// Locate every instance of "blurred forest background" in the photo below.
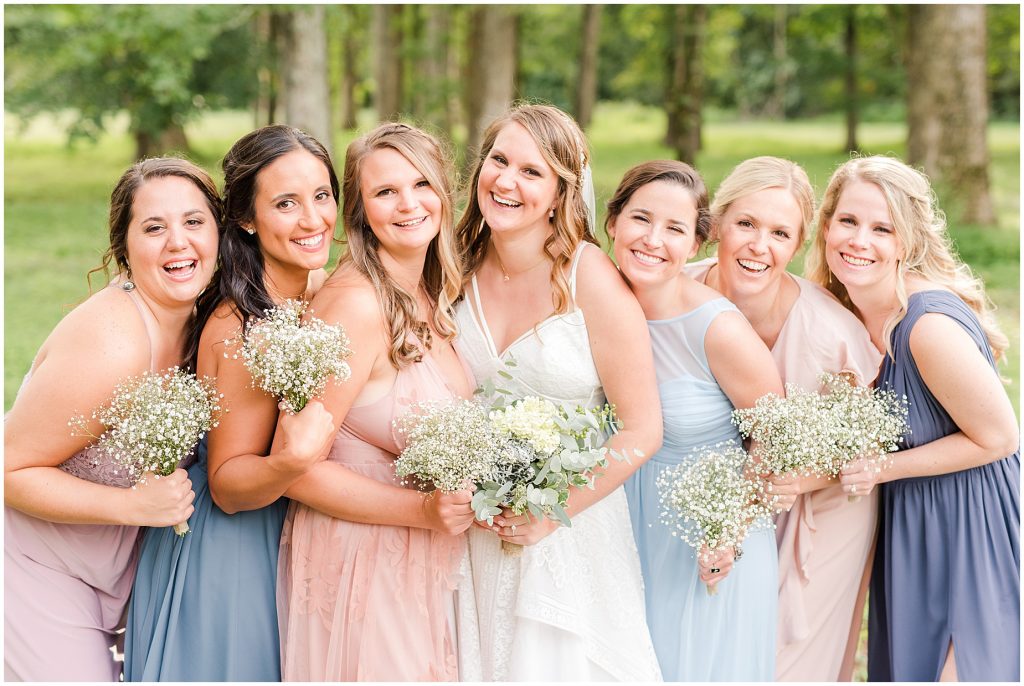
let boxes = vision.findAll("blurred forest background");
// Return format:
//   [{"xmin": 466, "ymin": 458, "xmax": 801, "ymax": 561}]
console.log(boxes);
[
  {"xmin": 5, "ymin": 4, "xmax": 1020, "ymax": 430},
  {"xmin": 3, "ymin": 5, "xmax": 1020, "ymax": 676}
]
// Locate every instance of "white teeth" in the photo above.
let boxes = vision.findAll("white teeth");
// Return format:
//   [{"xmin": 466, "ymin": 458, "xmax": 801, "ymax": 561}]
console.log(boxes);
[
  {"xmin": 293, "ymin": 233, "xmax": 324, "ymax": 247},
  {"xmin": 632, "ymin": 250, "xmax": 664, "ymax": 265},
  {"xmin": 394, "ymin": 217, "xmax": 426, "ymax": 227},
  {"xmin": 738, "ymin": 259, "xmax": 768, "ymax": 272},
  {"xmin": 842, "ymin": 253, "xmax": 872, "ymax": 267},
  {"xmin": 164, "ymin": 260, "xmax": 195, "ymax": 270},
  {"xmin": 492, "ymin": 194, "xmax": 522, "ymax": 208}
]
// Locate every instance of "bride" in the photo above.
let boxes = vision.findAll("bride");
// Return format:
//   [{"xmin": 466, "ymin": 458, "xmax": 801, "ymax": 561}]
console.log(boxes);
[{"xmin": 453, "ymin": 103, "xmax": 663, "ymax": 681}]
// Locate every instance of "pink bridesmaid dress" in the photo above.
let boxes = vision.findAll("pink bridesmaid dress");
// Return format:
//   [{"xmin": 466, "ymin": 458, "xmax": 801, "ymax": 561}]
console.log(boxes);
[
  {"xmin": 687, "ymin": 258, "xmax": 883, "ymax": 681},
  {"xmin": 276, "ymin": 350, "xmax": 469, "ymax": 681}
]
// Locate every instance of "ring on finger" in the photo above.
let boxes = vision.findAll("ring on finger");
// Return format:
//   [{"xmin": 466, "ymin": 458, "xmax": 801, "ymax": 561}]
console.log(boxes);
[
  {"xmin": 709, "ymin": 567, "xmax": 721, "ymax": 574},
  {"xmin": 511, "ymin": 524, "xmax": 517, "ymax": 535},
  {"xmin": 851, "ymin": 484, "xmax": 858, "ymax": 494}
]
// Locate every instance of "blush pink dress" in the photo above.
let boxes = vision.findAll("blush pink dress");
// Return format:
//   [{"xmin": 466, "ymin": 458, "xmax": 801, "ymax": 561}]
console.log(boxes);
[
  {"xmin": 687, "ymin": 258, "xmax": 883, "ymax": 681},
  {"xmin": 276, "ymin": 350, "xmax": 470, "ymax": 681}
]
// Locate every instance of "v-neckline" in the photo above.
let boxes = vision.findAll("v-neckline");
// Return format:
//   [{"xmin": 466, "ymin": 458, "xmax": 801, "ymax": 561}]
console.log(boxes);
[{"xmin": 469, "ymin": 274, "xmax": 568, "ymax": 359}]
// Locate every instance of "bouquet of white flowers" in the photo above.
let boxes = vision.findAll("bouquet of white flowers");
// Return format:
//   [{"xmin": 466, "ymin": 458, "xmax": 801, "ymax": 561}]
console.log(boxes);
[
  {"xmin": 235, "ymin": 299, "xmax": 353, "ymax": 414},
  {"xmin": 656, "ymin": 442, "xmax": 773, "ymax": 595},
  {"xmin": 69, "ymin": 367, "xmax": 223, "ymax": 535}
]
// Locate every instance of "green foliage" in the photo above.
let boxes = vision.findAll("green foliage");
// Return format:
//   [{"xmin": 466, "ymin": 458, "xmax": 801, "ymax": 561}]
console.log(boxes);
[
  {"xmin": 4, "ymin": 5, "xmax": 257, "ymax": 145},
  {"xmin": 517, "ymin": 5, "xmax": 581, "ymax": 111},
  {"xmin": 988, "ymin": 4, "xmax": 1021, "ymax": 119}
]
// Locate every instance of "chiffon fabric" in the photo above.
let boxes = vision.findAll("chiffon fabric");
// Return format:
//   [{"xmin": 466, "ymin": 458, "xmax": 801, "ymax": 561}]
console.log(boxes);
[
  {"xmin": 453, "ymin": 243, "xmax": 662, "ymax": 682},
  {"xmin": 4, "ymin": 287, "xmax": 153, "ymax": 681},
  {"xmin": 276, "ymin": 349, "xmax": 469, "ymax": 681},
  {"xmin": 625, "ymin": 297, "xmax": 778, "ymax": 681},
  {"xmin": 868, "ymin": 290, "xmax": 1020, "ymax": 681},
  {"xmin": 123, "ymin": 437, "xmax": 288, "ymax": 681}
]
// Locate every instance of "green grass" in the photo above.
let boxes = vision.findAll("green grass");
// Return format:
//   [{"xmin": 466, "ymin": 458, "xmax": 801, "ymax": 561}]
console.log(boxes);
[{"xmin": 5, "ymin": 103, "xmax": 1019, "ymax": 416}]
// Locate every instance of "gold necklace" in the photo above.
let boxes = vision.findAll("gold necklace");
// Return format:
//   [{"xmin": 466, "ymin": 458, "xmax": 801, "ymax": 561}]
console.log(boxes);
[{"xmin": 493, "ymin": 247, "xmax": 548, "ymax": 283}]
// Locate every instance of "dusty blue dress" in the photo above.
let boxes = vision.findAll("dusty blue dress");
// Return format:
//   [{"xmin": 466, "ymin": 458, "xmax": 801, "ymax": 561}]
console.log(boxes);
[
  {"xmin": 625, "ymin": 298, "xmax": 777, "ymax": 681},
  {"xmin": 868, "ymin": 291, "xmax": 1020, "ymax": 681},
  {"xmin": 123, "ymin": 437, "xmax": 288, "ymax": 681}
]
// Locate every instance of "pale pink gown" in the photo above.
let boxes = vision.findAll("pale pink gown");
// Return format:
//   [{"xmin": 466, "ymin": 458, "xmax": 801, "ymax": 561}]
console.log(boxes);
[
  {"xmin": 276, "ymin": 350, "xmax": 470, "ymax": 681},
  {"xmin": 687, "ymin": 258, "xmax": 883, "ymax": 681}
]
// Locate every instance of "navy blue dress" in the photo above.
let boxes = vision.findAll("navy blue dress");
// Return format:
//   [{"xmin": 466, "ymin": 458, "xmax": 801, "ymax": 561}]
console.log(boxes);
[
  {"xmin": 123, "ymin": 438, "xmax": 288, "ymax": 681},
  {"xmin": 868, "ymin": 291, "xmax": 1020, "ymax": 681}
]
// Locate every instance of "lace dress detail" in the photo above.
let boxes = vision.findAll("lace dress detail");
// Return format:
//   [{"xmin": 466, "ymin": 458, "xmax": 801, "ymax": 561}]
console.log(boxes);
[{"xmin": 453, "ymin": 243, "xmax": 662, "ymax": 682}]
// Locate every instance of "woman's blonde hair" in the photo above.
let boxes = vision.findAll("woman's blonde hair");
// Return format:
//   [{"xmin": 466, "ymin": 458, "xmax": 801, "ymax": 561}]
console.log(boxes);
[
  {"xmin": 337, "ymin": 122, "xmax": 462, "ymax": 369},
  {"xmin": 709, "ymin": 156, "xmax": 815, "ymax": 245},
  {"xmin": 805, "ymin": 155, "xmax": 1008, "ymax": 361},
  {"xmin": 455, "ymin": 102, "xmax": 597, "ymax": 315}
]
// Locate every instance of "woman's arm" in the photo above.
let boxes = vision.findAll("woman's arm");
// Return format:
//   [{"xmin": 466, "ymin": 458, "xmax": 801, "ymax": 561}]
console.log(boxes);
[
  {"xmin": 280, "ymin": 277, "xmax": 474, "ymax": 534},
  {"xmin": 203, "ymin": 306, "xmax": 336, "ymax": 514},
  {"xmin": 840, "ymin": 312, "xmax": 1019, "ymax": 495},
  {"xmin": 4, "ymin": 300, "xmax": 194, "ymax": 526}
]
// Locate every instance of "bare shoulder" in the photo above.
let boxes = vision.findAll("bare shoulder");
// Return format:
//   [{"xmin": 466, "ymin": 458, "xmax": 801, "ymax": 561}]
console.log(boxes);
[
  {"xmin": 312, "ymin": 266, "xmax": 384, "ymax": 329},
  {"xmin": 197, "ymin": 300, "xmax": 247, "ymax": 371},
  {"xmin": 573, "ymin": 244, "xmax": 634, "ymax": 308},
  {"xmin": 908, "ymin": 311, "xmax": 979, "ymax": 364},
  {"xmin": 42, "ymin": 288, "xmax": 150, "ymax": 377},
  {"xmin": 308, "ymin": 267, "xmax": 329, "ymax": 295}
]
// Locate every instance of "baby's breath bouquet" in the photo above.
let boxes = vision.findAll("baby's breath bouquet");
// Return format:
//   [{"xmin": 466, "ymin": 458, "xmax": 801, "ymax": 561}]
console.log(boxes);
[
  {"xmin": 656, "ymin": 442, "xmax": 774, "ymax": 595},
  {"xmin": 817, "ymin": 372, "xmax": 909, "ymax": 500},
  {"xmin": 69, "ymin": 367, "xmax": 223, "ymax": 535},
  {"xmin": 236, "ymin": 299, "xmax": 353, "ymax": 414}
]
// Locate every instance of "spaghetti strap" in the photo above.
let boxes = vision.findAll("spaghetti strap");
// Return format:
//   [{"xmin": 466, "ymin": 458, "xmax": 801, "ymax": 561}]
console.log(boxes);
[
  {"xmin": 123, "ymin": 287, "xmax": 157, "ymax": 372},
  {"xmin": 568, "ymin": 242, "xmax": 591, "ymax": 303}
]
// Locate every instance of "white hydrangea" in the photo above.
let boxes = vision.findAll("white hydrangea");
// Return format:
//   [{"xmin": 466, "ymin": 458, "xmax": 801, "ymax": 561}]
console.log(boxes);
[{"xmin": 489, "ymin": 396, "xmax": 562, "ymax": 456}]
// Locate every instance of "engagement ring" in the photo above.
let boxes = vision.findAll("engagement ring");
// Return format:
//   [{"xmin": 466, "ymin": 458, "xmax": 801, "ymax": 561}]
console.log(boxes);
[{"xmin": 710, "ymin": 567, "xmax": 720, "ymax": 574}]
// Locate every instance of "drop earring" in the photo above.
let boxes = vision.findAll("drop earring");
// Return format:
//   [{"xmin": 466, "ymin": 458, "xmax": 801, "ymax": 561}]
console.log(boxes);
[{"xmin": 121, "ymin": 264, "xmax": 135, "ymax": 291}]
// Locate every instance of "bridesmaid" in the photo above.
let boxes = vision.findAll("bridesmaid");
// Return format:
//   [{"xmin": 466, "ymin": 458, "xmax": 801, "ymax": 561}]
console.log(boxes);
[
  {"xmin": 609, "ymin": 160, "xmax": 785, "ymax": 681},
  {"xmin": 276, "ymin": 123, "xmax": 476, "ymax": 681},
  {"xmin": 452, "ymin": 104, "xmax": 663, "ymax": 682},
  {"xmin": 685, "ymin": 156, "xmax": 882, "ymax": 680},
  {"xmin": 124, "ymin": 126, "xmax": 338, "ymax": 680},
  {"xmin": 4, "ymin": 158, "xmax": 217, "ymax": 680},
  {"xmin": 807, "ymin": 155, "xmax": 1019, "ymax": 681}
]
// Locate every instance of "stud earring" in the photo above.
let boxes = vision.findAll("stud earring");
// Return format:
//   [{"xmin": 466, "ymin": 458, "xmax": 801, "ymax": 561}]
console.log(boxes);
[
  {"xmin": 243, "ymin": 225, "xmax": 255, "ymax": 235},
  {"xmin": 549, "ymin": 207, "xmax": 555, "ymax": 219}
]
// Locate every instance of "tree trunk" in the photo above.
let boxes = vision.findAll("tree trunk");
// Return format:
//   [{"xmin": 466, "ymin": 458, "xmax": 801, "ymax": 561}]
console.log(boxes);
[
  {"xmin": 769, "ymin": 4, "xmax": 788, "ymax": 120},
  {"xmin": 844, "ymin": 5, "xmax": 859, "ymax": 153},
  {"xmin": 339, "ymin": 4, "xmax": 360, "ymax": 130},
  {"xmin": 906, "ymin": 5, "xmax": 995, "ymax": 224},
  {"xmin": 575, "ymin": 5, "xmax": 602, "ymax": 130},
  {"xmin": 373, "ymin": 4, "xmax": 404, "ymax": 121},
  {"xmin": 423, "ymin": 4, "xmax": 451, "ymax": 134},
  {"xmin": 465, "ymin": 6, "xmax": 518, "ymax": 152},
  {"xmin": 133, "ymin": 121, "xmax": 189, "ymax": 160},
  {"xmin": 254, "ymin": 10, "xmax": 274, "ymax": 128},
  {"xmin": 664, "ymin": 4, "xmax": 705, "ymax": 163},
  {"xmin": 278, "ymin": 6, "xmax": 333, "ymax": 156}
]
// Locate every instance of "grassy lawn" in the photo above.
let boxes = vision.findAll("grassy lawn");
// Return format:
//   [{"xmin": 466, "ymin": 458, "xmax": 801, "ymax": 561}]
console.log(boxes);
[{"xmin": 6, "ymin": 103, "xmax": 1019, "ymax": 416}]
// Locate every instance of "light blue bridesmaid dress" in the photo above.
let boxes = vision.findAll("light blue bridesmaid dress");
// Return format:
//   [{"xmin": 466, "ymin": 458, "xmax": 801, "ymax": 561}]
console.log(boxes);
[
  {"xmin": 123, "ymin": 437, "xmax": 287, "ymax": 681},
  {"xmin": 625, "ymin": 297, "xmax": 777, "ymax": 681}
]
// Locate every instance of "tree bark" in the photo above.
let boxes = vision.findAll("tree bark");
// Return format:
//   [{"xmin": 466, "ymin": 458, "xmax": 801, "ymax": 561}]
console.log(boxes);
[
  {"xmin": 373, "ymin": 4, "xmax": 404, "ymax": 121},
  {"xmin": 339, "ymin": 4, "xmax": 360, "ymax": 130},
  {"xmin": 254, "ymin": 10, "xmax": 274, "ymax": 128},
  {"xmin": 844, "ymin": 5, "xmax": 859, "ymax": 153},
  {"xmin": 465, "ymin": 6, "xmax": 518, "ymax": 152},
  {"xmin": 277, "ymin": 6, "xmax": 333, "ymax": 156},
  {"xmin": 575, "ymin": 5, "xmax": 602, "ymax": 130},
  {"xmin": 664, "ymin": 4, "xmax": 705, "ymax": 163},
  {"xmin": 134, "ymin": 121, "xmax": 189, "ymax": 160},
  {"xmin": 423, "ymin": 4, "xmax": 451, "ymax": 134},
  {"xmin": 906, "ymin": 5, "xmax": 995, "ymax": 224}
]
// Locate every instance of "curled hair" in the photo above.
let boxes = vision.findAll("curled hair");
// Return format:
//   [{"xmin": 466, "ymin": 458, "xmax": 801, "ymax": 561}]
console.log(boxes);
[
  {"xmin": 605, "ymin": 159, "xmax": 711, "ymax": 246},
  {"xmin": 337, "ymin": 122, "xmax": 462, "ymax": 370},
  {"xmin": 455, "ymin": 102, "xmax": 597, "ymax": 315},
  {"xmin": 709, "ymin": 156, "xmax": 815, "ymax": 245},
  {"xmin": 189, "ymin": 125, "xmax": 340, "ymax": 368},
  {"xmin": 805, "ymin": 155, "xmax": 1008, "ymax": 362}
]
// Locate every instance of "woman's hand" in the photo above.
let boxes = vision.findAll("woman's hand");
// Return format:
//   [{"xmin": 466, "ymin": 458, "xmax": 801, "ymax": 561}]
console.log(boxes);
[
  {"xmin": 125, "ymin": 468, "xmax": 195, "ymax": 527},
  {"xmin": 491, "ymin": 509, "xmax": 561, "ymax": 546},
  {"xmin": 422, "ymin": 487, "xmax": 476, "ymax": 535},
  {"xmin": 763, "ymin": 471, "xmax": 800, "ymax": 511},
  {"xmin": 839, "ymin": 457, "xmax": 883, "ymax": 498},
  {"xmin": 698, "ymin": 543, "xmax": 736, "ymax": 592},
  {"xmin": 271, "ymin": 400, "xmax": 336, "ymax": 474}
]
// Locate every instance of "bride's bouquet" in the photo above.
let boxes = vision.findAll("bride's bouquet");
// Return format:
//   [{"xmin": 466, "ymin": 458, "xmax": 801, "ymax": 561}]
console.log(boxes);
[
  {"xmin": 234, "ymin": 299, "xmax": 353, "ymax": 414},
  {"xmin": 395, "ymin": 395, "xmax": 634, "ymax": 555},
  {"xmin": 69, "ymin": 367, "xmax": 223, "ymax": 536},
  {"xmin": 656, "ymin": 442, "xmax": 773, "ymax": 595}
]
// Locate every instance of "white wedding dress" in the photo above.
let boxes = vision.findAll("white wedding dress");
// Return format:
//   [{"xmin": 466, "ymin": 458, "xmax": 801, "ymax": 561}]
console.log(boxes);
[{"xmin": 453, "ymin": 243, "xmax": 662, "ymax": 682}]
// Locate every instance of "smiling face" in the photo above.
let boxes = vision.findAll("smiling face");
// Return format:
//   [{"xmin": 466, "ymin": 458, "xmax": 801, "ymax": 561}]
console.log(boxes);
[
  {"xmin": 359, "ymin": 146, "xmax": 443, "ymax": 258},
  {"xmin": 249, "ymin": 149, "xmax": 337, "ymax": 278},
  {"xmin": 824, "ymin": 180, "xmax": 902, "ymax": 293},
  {"xmin": 124, "ymin": 175, "xmax": 219, "ymax": 307},
  {"xmin": 477, "ymin": 122, "xmax": 560, "ymax": 237},
  {"xmin": 609, "ymin": 180, "xmax": 701, "ymax": 290},
  {"xmin": 713, "ymin": 187, "xmax": 803, "ymax": 298}
]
